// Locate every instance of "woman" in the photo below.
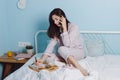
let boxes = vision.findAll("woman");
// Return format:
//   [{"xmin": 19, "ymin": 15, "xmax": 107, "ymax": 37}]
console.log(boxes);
[{"xmin": 35, "ymin": 8, "xmax": 89, "ymax": 76}]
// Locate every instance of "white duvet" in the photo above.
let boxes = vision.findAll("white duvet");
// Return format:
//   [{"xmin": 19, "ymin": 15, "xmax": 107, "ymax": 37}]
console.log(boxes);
[{"xmin": 4, "ymin": 54, "xmax": 120, "ymax": 80}]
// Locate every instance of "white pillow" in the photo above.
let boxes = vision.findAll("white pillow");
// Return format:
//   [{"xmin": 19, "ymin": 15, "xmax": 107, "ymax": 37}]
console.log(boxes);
[{"xmin": 85, "ymin": 39, "xmax": 105, "ymax": 57}]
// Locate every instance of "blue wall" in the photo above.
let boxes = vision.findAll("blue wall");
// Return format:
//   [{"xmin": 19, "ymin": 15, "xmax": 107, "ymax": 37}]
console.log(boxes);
[
  {"xmin": 0, "ymin": 0, "xmax": 8, "ymax": 55},
  {"xmin": 1, "ymin": 0, "xmax": 120, "ymax": 54},
  {"xmin": 0, "ymin": 0, "xmax": 7, "ymax": 79},
  {"xmin": 0, "ymin": 0, "xmax": 120, "ymax": 54},
  {"xmin": 0, "ymin": 0, "xmax": 120, "ymax": 79}
]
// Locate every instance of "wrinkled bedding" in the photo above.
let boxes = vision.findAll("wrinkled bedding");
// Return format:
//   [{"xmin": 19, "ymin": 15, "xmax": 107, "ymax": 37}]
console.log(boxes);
[{"xmin": 4, "ymin": 54, "xmax": 120, "ymax": 80}]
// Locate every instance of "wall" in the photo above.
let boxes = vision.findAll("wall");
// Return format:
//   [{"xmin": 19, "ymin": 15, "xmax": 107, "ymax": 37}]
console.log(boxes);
[
  {"xmin": 0, "ymin": 0, "xmax": 120, "ymax": 79},
  {"xmin": 0, "ymin": 0, "xmax": 8, "ymax": 55},
  {"xmin": 0, "ymin": 0, "xmax": 7, "ymax": 79},
  {"xmin": 1, "ymin": 0, "xmax": 120, "ymax": 54}
]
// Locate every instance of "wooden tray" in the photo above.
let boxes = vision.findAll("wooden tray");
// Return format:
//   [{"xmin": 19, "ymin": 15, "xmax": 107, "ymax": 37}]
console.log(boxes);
[{"xmin": 28, "ymin": 64, "xmax": 58, "ymax": 72}]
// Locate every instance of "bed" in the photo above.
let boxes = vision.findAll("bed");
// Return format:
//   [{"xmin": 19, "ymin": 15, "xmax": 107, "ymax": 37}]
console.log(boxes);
[{"xmin": 4, "ymin": 30, "xmax": 120, "ymax": 80}]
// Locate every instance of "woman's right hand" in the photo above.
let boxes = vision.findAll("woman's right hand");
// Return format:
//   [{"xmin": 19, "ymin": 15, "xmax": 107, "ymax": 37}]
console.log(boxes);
[{"xmin": 34, "ymin": 59, "xmax": 44, "ymax": 66}]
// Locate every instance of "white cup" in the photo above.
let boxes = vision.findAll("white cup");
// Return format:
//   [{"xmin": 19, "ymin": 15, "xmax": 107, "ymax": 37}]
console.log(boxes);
[{"xmin": 27, "ymin": 49, "xmax": 33, "ymax": 54}]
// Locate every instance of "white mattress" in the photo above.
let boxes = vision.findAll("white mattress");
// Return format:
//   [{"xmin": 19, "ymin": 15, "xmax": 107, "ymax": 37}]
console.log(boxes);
[{"xmin": 4, "ymin": 54, "xmax": 120, "ymax": 80}]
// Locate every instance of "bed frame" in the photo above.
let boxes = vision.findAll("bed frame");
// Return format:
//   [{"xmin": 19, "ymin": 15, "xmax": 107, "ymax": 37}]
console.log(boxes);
[{"xmin": 35, "ymin": 30, "xmax": 120, "ymax": 54}]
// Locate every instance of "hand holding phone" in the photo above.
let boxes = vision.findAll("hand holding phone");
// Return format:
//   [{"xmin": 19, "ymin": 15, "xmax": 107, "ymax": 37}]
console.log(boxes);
[
  {"xmin": 59, "ymin": 16, "xmax": 67, "ymax": 33},
  {"xmin": 59, "ymin": 22, "xmax": 63, "ymax": 33}
]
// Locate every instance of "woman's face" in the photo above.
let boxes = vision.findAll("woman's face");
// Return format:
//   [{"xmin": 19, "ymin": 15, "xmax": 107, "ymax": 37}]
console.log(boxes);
[{"xmin": 52, "ymin": 14, "xmax": 61, "ymax": 27}]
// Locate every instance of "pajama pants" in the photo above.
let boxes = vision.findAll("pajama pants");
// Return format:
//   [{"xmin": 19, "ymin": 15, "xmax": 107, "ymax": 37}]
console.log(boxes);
[{"xmin": 46, "ymin": 46, "xmax": 85, "ymax": 63}]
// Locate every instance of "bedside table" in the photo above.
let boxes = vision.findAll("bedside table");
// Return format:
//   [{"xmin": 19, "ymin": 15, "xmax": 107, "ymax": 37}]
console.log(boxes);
[{"xmin": 0, "ymin": 53, "xmax": 30, "ymax": 79}]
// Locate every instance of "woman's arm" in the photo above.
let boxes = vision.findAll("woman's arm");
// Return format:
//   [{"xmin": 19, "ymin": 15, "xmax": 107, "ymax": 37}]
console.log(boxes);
[
  {"xmin": 61, "ymin": 24, "xmax": 80, "ymax": 47},
  {"xmin": 60, "ymin": 16, "xmax": 80, "ymax": 47},
  {"xmin": 44, "ymin": 38, "xmax": 57, "ymax": 55},
  {"xmin": 34, "ymin": 38, "xmax": 57, "ymax": 66}
]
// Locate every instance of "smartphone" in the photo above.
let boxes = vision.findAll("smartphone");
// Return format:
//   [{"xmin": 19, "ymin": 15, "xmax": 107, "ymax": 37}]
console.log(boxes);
[{"xmin": 59, "ymin": 22, "xmax": 63, "ymax": 33}]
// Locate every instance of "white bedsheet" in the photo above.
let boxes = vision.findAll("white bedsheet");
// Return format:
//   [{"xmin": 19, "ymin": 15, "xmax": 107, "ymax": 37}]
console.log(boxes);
[
  {"xmin": 84, "ymin": 55, "xmax": 120, "ymax": 80},
  {"xmin": 4, "ymin": 54, "xmax": 120, "ymax": 80}
]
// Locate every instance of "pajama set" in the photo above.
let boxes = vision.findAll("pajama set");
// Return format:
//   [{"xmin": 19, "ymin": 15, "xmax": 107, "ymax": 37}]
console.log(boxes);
[{"xmin": 44, "ymin": 23, "xmax": 85, "ymax": 62}]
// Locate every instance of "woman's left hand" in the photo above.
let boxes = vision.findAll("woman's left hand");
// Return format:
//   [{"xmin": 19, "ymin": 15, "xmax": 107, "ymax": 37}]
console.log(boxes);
[{"xmin": 60, "ymin": 16, "xmax": 67, "ymax": 32}]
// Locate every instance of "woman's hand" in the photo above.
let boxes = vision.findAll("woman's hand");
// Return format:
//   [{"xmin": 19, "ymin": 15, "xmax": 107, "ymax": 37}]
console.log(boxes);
[
  {"xmin": 34, "ymin": 54, "xmax": 48, "ymax": 66},
  {"xmin": 60, "ymin": 16, "xmax": 67, "ymax": 32},
  {"xmin": 34, "ymin": 59, "xmax": 44, "ymax": 66}
]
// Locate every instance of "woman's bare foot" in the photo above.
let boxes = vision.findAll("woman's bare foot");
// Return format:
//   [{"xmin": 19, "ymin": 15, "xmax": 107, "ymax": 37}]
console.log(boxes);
[{"xmin": 79, "ymin": 68, "xmax": 89, "ymax": 76}]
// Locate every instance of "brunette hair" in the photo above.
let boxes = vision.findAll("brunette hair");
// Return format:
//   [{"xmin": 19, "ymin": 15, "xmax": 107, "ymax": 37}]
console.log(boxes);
[{"xmin": 47, "ymin": 8, "xmax": 70, "ymax": 38}]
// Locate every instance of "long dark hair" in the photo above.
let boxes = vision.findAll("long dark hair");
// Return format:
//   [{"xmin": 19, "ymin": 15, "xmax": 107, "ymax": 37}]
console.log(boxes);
[{"xmin": 47, "ymin": 8, "xmax": 70, "ymax": 38}]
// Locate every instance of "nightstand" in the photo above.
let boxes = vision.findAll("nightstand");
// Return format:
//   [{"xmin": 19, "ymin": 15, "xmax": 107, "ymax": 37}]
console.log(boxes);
[{"xmin": 0, "ymin": 53, "xmax": 30, "ymax": 79}]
